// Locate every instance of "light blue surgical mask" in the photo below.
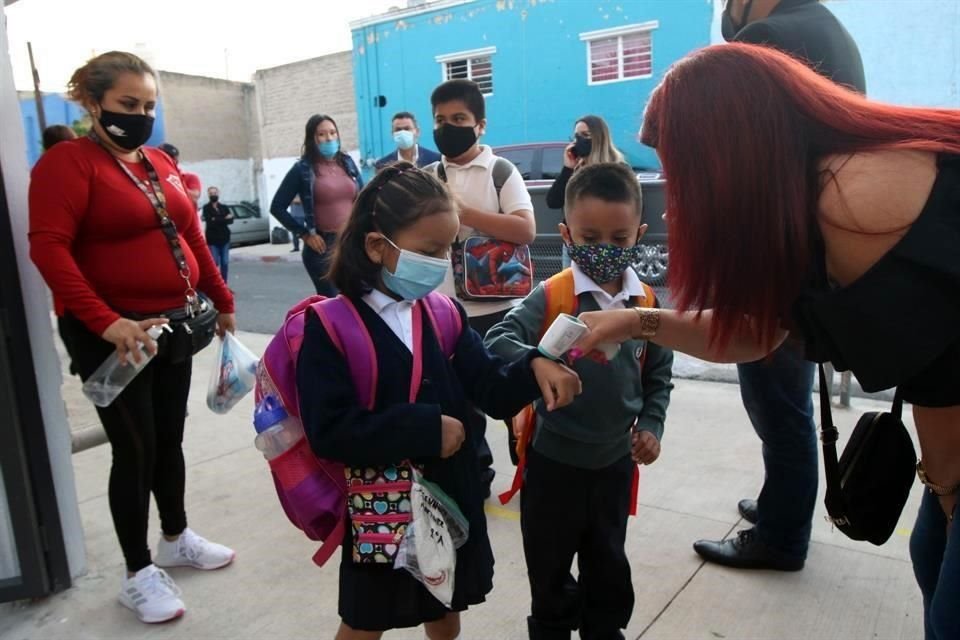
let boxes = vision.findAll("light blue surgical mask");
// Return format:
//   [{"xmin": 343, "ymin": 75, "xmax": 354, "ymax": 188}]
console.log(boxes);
[
  {"xmin": 317, "ymin": 140, "xmax": 339, "ymax": 159},
  {"xmin": 380, "ymin": 236, "xmax": 449, "ymax": 301},
  {"xmin": 393, "ymin": 130, "xmax": 415, "ymax": 150}
]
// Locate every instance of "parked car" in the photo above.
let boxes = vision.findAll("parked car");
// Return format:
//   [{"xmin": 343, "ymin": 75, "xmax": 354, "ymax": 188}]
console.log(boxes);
[
  {"xmin": 199, "ymin": 201, "xmax": 270, "ymax": 247},
  {"xmin": 494, "ymin": 142, "xmax": 668, "ymax": 286}
]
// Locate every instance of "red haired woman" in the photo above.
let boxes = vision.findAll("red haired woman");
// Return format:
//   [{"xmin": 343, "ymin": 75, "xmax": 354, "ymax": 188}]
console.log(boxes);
[{"xmin": 577, "ymin": 43, "xmax": 960, "ymax": 640}]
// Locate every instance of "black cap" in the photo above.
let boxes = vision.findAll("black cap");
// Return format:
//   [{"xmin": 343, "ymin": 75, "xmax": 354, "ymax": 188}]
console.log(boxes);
[{"xmin": 158, "ymin": 143, "xmax": 179, "ymax": 158}]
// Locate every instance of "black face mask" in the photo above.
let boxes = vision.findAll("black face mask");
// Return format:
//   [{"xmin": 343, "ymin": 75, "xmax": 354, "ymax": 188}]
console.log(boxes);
[
  {"xmin": 433, "ymin": 123, "xmax": 478, "ymax": 159},
  {"xmin": 721, "ymin": 0, "xmax": 755, "ymax": 41},
  {"xmin": 573, "ymin": 134, "xmax": 592, "ymax": 158},
  {"xmin": 97, "ymin": 107, "xmax": 155, "ymax": 150},
  {"xmin": 209, "ymin": 195, "xmax": 219, "ymax": 203}
]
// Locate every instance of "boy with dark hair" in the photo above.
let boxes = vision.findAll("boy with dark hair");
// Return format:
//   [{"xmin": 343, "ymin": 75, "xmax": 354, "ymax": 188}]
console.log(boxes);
[
  {"xmin": 375, "ymin": 111, "xmax": 441, "ymax": 170},
  {"xmin": 486, "ymin": 163, "xmax": 674, "ymax": 639},
  {"xmin": 427, "ymin": 78, "xmax": 537, "ymax": 494}
]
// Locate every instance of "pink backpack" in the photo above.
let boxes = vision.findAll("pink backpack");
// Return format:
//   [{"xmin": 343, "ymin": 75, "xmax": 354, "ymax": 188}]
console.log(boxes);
[{"xmin": 255, "ymin": 293, "xmax": 463, "ymax": 567}]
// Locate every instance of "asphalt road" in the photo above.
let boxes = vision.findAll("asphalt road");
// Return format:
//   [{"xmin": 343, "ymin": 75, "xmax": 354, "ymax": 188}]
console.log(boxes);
[
  {"xmin": 230, "ymin": 259, "xmax": 673, "ymax": 335},
  {"xmin": 230, "ymin": 261, "xmax": 317, "ymax": 334}
]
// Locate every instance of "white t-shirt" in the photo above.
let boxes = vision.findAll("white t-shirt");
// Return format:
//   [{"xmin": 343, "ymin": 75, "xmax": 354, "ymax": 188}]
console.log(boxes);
[{"xmin": 437, "ymin": 145, "xmax": 534, "ymax": 318}]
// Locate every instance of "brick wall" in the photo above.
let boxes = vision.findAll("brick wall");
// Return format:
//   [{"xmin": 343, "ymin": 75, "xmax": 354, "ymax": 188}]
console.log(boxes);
[
  {"xmin": 253, "ymin": 51, "xmax": 358, "ymax": 159},
  {"xmin": 158, "ymin": 71, "xmax": 255, "ymax": 161}
]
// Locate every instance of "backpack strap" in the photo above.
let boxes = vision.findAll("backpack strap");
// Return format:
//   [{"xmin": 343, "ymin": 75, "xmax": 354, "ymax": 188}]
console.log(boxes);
[
  {"xmin": 498, "ymin": 269, "xmax": 579, "ymax": 507},
  {"xmin": 425, "ymin": 160, "xmax": 445, "ymax": 183},
  {"xmin": 420, "ymin": 292, "xmax": 463, "ymax": 359},
  {"xmin": 491, "ymin": 157, "xmax": 514, "ymax": 213},
  {"xmin": 310, "ymin": 296, "xmax": 378, "ymax": 411},
  {"xmin": 541, "ymin": 268, "xmax": 578, "ymax": 334}
]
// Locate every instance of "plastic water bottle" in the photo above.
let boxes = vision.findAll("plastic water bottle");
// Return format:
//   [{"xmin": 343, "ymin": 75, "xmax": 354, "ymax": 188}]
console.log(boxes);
[
  {"xmin": 253, "ymin": 395, "xmax": 304, "ymax": 460},
  {"xmin": 82, "ymin": 324, "xmax": 170, "ymax": 407}
]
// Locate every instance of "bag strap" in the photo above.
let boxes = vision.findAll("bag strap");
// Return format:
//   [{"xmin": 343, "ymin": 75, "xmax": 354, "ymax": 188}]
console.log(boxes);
[
  {"xmin": 312, "ymin": 295, "xmax": 438, "ymax": 409},
  {"xmin": 818, "ymin": 363, "xmax": 904, "ymax": 526},
  {"xmin": 90, "ymin": 134, "xmax": 199, "ymax": 314},
  {"xmin": 312, "ymin": 296, "xmax": 379, "ymax": 411},
  {"xmin": 818, "ymin": 364, "xmax": 846, "ymax": 524},
  {"xmin": 491, "ymin": 157, "xmax": 513, "ymax": 206},
  {"xmin": 541, "ymin": 268, "xmax": 578, "ymax": 335},
  {"xmin": 420, "ymin": 293, "xmax": 463, "ymax": 359}
]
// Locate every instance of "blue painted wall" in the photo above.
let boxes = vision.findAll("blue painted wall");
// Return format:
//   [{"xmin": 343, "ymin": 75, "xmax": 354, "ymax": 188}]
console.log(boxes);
[
  {"xmin": 352, "ymin": 0, "xmax": 713, "ymax": 174},
  {"xmin": 19, "ymin": 94, "xmax": 167, "ymax": 167},
  {"xmin": 824, "ymin": 0, "xmax": 959, "ymax": 107}
]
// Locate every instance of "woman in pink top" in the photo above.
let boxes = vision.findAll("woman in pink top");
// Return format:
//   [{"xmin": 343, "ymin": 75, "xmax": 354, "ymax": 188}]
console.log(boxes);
[{"xmin": 270, "ymin": 114, "xmax": 364, "ymax": 296}]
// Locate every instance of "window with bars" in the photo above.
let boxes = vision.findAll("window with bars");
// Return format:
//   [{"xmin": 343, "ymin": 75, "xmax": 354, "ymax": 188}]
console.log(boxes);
[
  {"xmin": 443, "ymin": 55, "xmax": 494, "ymax": 95},
  {"xmin": 583, "ymin": 25, "xmax": 655, "ymax": 85}
]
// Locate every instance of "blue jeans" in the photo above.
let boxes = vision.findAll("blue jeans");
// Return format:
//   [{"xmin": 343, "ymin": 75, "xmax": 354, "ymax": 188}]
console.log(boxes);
[
  {"xmin": 911, "ymin": 490, "xmax": 960, "ymax": 640},
  {"xmin": 208, "ymin": 243, "xmax": 230, "ymax": 283},
  {"xmin": 737, "ymin": 342, "xmax": 817, "ymax": 559},
  {"xmin": 302, "ymin": 232, "xmax": 338, "ymax": 297}
]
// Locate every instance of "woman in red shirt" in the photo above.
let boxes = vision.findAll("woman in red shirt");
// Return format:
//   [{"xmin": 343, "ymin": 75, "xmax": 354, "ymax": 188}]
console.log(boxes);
[{"xmin": 29, "ymin": 52, "xmax": 236, "ymax": 625}]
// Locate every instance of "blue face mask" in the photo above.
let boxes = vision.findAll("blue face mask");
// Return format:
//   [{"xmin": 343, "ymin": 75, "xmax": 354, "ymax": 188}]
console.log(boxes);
[
  {"xmin": 317, "ymin": 140, "xmax": 339, "ymax": 159},
  {"xmin": 393, "ymin": 130, "xmax": 415, "ymax": 151},
  {"xmin": 380, "ymin": 236, "xmax": 449, "ymax": 301}
]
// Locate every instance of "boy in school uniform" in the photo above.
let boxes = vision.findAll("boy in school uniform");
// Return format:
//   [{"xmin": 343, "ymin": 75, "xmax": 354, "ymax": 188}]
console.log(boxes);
[
  {"xmin": 428, "ymin": 79, "xmax": 537, "ymax": 493},
  {"xmin": 486, "ymin": 163, "xmax": 674, "ymax": 639}
]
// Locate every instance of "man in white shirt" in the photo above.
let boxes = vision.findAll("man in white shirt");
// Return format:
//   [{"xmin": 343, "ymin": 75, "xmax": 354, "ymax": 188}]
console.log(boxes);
[{"xmin": 428, "ymin": 79, "xmax": 536, "ymax": 493}]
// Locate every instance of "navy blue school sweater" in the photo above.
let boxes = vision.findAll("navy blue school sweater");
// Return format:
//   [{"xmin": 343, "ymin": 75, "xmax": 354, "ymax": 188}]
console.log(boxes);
[{"xmin": 296, "ymin": 296, "xmax": 542, "ymax": 611}]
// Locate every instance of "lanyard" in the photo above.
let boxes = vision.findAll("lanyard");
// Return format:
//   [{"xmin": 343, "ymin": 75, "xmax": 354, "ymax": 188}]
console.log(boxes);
[{"xmin": 89, "ymin": 132, "xmax": 200, "ymax": 316}]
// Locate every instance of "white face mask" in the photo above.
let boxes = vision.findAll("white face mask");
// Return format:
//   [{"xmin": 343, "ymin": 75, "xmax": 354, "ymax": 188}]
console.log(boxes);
[{"xmin": 393, "ymin": 130, "xmax": 416, "ymax": 151}]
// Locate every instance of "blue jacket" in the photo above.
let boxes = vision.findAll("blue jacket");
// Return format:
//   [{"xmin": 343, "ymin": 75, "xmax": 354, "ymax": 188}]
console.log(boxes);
[
  {"xmin": 269, "ymin": 153, "xmax": 364, "ymax": 236},
  {"xmin": 374, "ymin": 145, "xmax": 442, "ymax": 171}
]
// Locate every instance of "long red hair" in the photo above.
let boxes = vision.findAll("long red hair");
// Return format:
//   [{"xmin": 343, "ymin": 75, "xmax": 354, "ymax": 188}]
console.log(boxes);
[{"xmin": 641, "ymin": 43, "xmax": 960, "ymax": 349}]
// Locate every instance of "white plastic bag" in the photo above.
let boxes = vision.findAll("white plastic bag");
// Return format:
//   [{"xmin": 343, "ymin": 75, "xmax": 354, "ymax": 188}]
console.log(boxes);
[
  {"xmin": 394, "ymin": 471, "xmax": 469, "ymax": 608},
  {"xmin": 206, "ymin": 332, "xmax": 259, "ymax": 414}
]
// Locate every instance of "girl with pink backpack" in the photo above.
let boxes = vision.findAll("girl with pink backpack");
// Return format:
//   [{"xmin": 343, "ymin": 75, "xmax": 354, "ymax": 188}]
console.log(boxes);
[{"xmin": 296, "ymin": 163, "xmax": 581, "ymax": 639}]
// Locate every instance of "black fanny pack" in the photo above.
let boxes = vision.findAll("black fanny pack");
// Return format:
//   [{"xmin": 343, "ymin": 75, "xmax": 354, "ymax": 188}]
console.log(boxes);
[
  {"xmin": 126, "ymin": 294, "xmax": 218, "ymax": 364},
  {"xmin": 818, "ymin": 365, "xmax": 916, "ymax": 545}
]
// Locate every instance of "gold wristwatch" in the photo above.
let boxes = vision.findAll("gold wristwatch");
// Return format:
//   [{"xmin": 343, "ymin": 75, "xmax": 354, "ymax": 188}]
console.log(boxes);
[{"xmin": 916, "ymin": 461, "xmax": 960, "ymax": 496}]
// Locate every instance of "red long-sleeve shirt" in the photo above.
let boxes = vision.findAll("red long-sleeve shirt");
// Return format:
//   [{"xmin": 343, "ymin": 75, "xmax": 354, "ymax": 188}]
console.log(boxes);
[{"xmin": 29, "ymin": 137, "xmax": 234, "ymax": 336}]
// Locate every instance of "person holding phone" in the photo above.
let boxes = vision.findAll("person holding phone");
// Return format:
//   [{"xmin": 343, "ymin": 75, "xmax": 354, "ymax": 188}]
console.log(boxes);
[{"xmin": 546, "ymin": 115, "xmax": 628, "ymax": 210}]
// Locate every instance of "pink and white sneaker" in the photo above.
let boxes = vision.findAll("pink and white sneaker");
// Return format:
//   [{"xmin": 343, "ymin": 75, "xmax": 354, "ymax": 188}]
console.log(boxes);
[
  {"xmin": 154, "ymin": 528, "xmax": 235, "ymax": 570},
  {"xmin": 118, "ymin": 564, "xmax": 185, "ymax": 624}
]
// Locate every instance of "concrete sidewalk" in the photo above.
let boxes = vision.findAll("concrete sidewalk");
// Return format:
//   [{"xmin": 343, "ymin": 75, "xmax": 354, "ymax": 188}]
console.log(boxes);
[{"xmin": 2, "ymin": 332, "xmax": 923, "ymax": 639}]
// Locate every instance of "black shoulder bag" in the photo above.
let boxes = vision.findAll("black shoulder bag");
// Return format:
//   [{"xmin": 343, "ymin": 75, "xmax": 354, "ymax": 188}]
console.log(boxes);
[
  {"xmin": 100, "ymin": 138, "xmax": 219, "ymax": 362},
  {"xmin": 818, "ymin": 364, "xmax": 916, "ymax": 545}
]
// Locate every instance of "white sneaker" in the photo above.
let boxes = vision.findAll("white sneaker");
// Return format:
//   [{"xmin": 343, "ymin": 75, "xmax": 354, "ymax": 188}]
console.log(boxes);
[
  {"xmin": 154, "ymin": 528, "xmax": 235, "ymax": 570},
  {"xmin": 118, "ymin": 565, "xmax": 185, "ymax": 624}
]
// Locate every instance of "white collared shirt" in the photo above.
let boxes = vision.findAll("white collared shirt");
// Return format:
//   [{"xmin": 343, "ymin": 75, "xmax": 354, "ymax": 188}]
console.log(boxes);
[
  {"xmin": 363, "ymin": 289, "xmax": 414, "ymax": 352},
  {"xmin": 571, "ymin": 262, "xmax": 646, "ymax": 310},
  {"xmin": 396, "ymin": 144, "xmax": 419, "ymax": 165}
]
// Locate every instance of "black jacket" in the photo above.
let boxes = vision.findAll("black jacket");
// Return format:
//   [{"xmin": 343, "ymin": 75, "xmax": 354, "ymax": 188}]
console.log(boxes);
[
  {"xmin": 736, "ymin": 0, "xmax": 866, "ymax": 94},
  {"xmin": 202, "ymin": 202, "xmax": 233, "ymax": 246}
]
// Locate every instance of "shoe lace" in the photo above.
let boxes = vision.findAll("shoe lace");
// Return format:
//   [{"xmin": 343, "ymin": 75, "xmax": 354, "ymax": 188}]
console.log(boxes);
[
  {"xmin": 179, "ymin": 530, "xmax": 208, "ymax": 563},
  {"xmin": 142, "ymin": 568, "xmax": 182, "ymax": 598}
]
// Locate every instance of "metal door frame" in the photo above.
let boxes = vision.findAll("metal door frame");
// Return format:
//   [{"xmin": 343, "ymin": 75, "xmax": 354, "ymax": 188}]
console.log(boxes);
[{"xmin": 0, "ymin": 154, "xmax": 71, "ymax": 602}]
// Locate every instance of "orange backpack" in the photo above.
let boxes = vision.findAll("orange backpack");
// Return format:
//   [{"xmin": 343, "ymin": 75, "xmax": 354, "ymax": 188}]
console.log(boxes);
[{"xmin": 498, "ymin": 268, "xmax": 657, "ymax": 515}]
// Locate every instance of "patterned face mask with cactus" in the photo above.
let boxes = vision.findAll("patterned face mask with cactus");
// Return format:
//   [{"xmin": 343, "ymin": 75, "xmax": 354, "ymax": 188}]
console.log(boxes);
[{"xmin": 566, "ymin": 242, "xmax": 644, "ymax": 284}]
